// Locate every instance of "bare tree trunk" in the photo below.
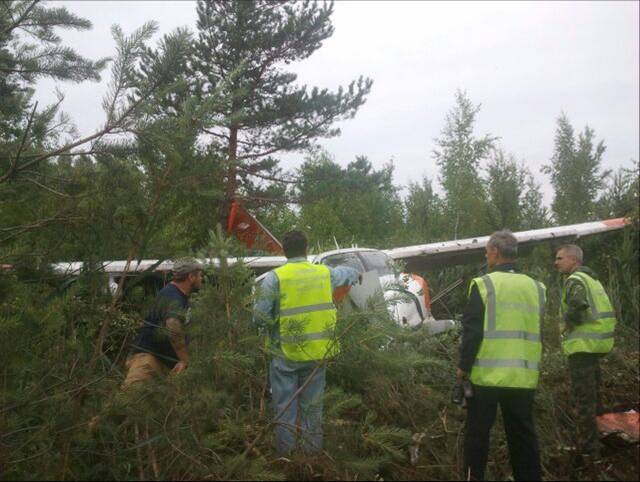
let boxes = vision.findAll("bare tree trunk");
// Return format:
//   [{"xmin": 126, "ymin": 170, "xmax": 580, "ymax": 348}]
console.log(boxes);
[{"xmin": 222, "ymin": 125, "xmax": 239, "ymax": 228}]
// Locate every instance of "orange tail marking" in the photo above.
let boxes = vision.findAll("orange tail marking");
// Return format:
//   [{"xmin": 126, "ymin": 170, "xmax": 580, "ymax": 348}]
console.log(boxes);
[
  {"xmin": 333, "ymin": 285, "xmax": 351, "ymax": 304},
  {"xmin": 227, "ymin": 200, "xmax": 283, "ymax": 255},
  {"xmin": 410, "ymin": 273, "xmax": 431, "ymax": 311},
  {"xmin": 602, "ymin": 217, "xmax": 630, "ymax": 227}
]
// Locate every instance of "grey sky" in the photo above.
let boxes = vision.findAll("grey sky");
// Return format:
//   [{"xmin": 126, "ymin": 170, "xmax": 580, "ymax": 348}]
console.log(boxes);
[{"xmin": 35, "ymin": 1, "xmax": 639, "ymax": 204}]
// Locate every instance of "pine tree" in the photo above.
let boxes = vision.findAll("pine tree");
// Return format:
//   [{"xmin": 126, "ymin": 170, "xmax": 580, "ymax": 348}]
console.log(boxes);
[
  {"xmin": 543, "ymin": 113, "xmax": 609, "ymax": 223},
  {"xmin": 0, "ymin": 19, "xmax": 186, "ymax": 269},
  {"xmin": 0, "ymin": 1, "xmax": 110, "ymax": 269},
  {"xmin": 432, "ymin": 90, "xmax": 496, "ymax": 238},
  {"xmin": 0, "ymin": 0, "xmax": 108, "ymax": 183},
  {"xmin": 191, "ymin": 0, "xmax": 372, "ymax": 223}
]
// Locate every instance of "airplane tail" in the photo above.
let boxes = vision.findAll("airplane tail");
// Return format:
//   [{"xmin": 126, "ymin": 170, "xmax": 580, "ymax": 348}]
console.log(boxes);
[{"xmin": 227, "ymin": 200, "xmax": 284, "ymax": 255}]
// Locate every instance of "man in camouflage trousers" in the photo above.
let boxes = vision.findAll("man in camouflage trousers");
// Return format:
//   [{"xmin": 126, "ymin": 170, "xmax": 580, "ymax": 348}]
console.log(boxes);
[{"xmin": 555, "ymin": 244, "xmax": 617, "ymax": 461}]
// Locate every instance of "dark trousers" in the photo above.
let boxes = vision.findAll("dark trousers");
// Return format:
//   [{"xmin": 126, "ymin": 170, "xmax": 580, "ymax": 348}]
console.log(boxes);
[
  {"xmin": 463, "ymin": 385, "xmax": 541, "ymax": 481},
  {"xmin": 568, "ymin": 353, "xmax": 603, "ymax": 457}
]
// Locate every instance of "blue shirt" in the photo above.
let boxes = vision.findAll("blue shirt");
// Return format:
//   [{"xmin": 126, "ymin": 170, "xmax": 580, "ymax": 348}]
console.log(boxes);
[
  {"xmin": 130, "ymin": 283, "xmax": 192, "ymax": 369},
  {"xmin": 253, "ymin": 257, "xmax": 360, "ymax": 344}
]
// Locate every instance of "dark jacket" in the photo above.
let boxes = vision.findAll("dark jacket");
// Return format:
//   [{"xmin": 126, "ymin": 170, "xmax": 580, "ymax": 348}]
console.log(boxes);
[{"xmin": 563, "ymin": 266, "xmax": 599, "ymax": 329}]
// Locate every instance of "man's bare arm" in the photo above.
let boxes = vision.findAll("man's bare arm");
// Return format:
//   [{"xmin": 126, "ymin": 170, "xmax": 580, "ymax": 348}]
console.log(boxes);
[{"xmin": 166, "ymin": 317, "xmax": 188, "ymax": 373}]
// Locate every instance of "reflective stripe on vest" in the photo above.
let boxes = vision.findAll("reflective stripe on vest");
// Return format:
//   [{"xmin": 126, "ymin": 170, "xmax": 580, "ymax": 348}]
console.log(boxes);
[
  {"xmin": 565, "ymin": 331, "xmax": 615, "ymax": 340},
  {"xmin": 561, "ymin": 271, "xmax": 616, "ymax": 355},
  {"xmin": 280, "ymin": 303, "xmax": 335, "ymax": 317},
  {"xmin": 474, "ymin": 359, "xmax": 539, "ymax": 370},
  {"xmin": 274, "ymin": 261, "xmax": 338, "ymax": 362},
  {"xmin": 483, "ymin": 331, "xmax": 541, "ymax": 342},
  {"xmin": 280, "ymin": 329, "xmax": 336, "ymax": 344},
  {"xmin": 470, "ymin": 271, "xmax": 545, "ymax": 389}
]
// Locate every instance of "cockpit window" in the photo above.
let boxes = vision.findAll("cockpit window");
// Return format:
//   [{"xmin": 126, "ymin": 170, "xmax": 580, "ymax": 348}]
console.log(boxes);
[
  {"xmin": 359, "ymin": 251, "xmax": 394, "ymax": 276},
  {"xmin": 321, "ymin": 253, "xmax": 365, "ymax": 272}
]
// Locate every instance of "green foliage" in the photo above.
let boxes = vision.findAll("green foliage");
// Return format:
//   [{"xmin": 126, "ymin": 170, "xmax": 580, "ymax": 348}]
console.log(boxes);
[
  {"xmin": 2, "ymin": 231, "xmax": 639, "ymax": 480},
  {"xmin": 543, "ymin": 113, "xmax": 610, "ymax": 224},
  {"xmin": 484, "ymin": 148, "xmax": 551, "ymax": 232},
  {"xmin": 579, "ymin": 224, "xmax": 640, "ymax": 329},
  {"xmin": 0, "ymin": 1, "xmax": 108, "ymax": 267},
  {"xmin": 0, "ymin": 0, "xmax": 107, "ymax": 183},
  {"xmin": 404, "ymin": 176, "xmax": 446, "ymax": 243},
  {"xmin": 190, "ymin": 0, "xmax": 373, "ymax": 220},
  {"xmin": 596, "ymin": 160, "xmax": 639, "ymax": 220},
  {"xmin": 0, "ymin": 18, "xmax": 205, "ymax": 269},
  {"xmin": 0, "ymin": 2, "xmax": 638, "ymax": 481},
  {"xmin": 297, "ymin": 152, "xmax": 404, "ymax": 248},
  {"xmin": 520, "ymin": 171, "xmax": 551, "ymax": 230},
  {"xmin": 433, "ymin": 89, "xmax": 497, "ymax": 238},
  {"xmin": 0, "ymin": 1, "xmax": 108, "ymax": 84},
  {"xmin": 484, "ymin": 148, "xmax": 525, "ymax": 230}
]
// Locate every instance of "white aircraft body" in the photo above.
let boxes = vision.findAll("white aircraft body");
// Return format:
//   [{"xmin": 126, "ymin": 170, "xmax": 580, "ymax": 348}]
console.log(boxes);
[
  {"xmin": 51, "ymin": 217, "xmax": 630, "ymax": 331},
  {"xmin": 311, "ymin": 247, "xmax": 438, "ymax": 330}
]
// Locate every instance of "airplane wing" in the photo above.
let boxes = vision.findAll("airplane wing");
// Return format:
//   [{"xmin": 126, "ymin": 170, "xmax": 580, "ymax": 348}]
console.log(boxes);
[
  {"xmin": 384, "ymin": 218, "xmax": 630, "ymax": 272},
  {"xmin": 50, "ymin": 218, "xmax": 630, "ymax": 277},
  {"xmin": 51, "ymin": 255, "xmax": 290, "ymax": 277}
]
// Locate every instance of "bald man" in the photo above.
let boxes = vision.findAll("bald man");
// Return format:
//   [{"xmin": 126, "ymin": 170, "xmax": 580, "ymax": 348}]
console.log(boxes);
[{"xmin": 555, "ymin": 244, "xmax": 617, "ymax": 462}]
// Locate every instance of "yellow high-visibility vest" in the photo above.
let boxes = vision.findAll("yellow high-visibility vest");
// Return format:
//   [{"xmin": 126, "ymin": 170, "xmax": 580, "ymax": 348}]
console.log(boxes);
[
  {"xmin": 470, "ymin": 271, "xmax": 545, "ymax": 389},
  {"xmin": 274, "ymin": 261, "xmax": 338, "ymax": 362},
  {"xmin": 561, "ymin": 271, "xmax": 616, "ymax": 356}
]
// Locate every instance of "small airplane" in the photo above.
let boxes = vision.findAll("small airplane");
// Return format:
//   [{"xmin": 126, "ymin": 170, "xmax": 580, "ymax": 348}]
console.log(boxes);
[{"xmin": 51, "ymin": 201, "xmax": 630, "ymax": 333}]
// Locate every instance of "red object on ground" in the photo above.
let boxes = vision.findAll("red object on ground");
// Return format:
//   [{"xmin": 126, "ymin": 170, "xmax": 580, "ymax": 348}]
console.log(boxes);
[
  {"xmin": 227, "ymin": 200, "xmax": 284, "ymax": 255},
  {"xmin": 597, "ymin": 410, "xmax": 640, "ymax": 443}
]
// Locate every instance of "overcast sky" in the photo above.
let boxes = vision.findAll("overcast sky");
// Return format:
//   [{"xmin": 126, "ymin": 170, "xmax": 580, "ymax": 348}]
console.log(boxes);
[{"xmin": 35, "ymin": 1, "xmax": 639, "ymax": 204}]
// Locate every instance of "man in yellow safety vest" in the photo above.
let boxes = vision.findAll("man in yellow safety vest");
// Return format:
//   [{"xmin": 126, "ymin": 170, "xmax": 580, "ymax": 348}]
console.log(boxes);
[
  {"xmin": 457, "ymin": 230, "xmax": 546, "ymax": 481},
  {"xmin": 253, "ymin": 230, "xmax": 361, "ymax": 456},
  {"xmin": 555, "ymin": 244, "xmax": 616, "ymax": 461}
]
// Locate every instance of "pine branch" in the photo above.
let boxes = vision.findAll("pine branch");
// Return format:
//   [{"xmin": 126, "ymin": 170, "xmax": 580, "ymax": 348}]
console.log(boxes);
[
  {"xmin": 0, "ymin": 93, "xmax": 147, "ymax": 184},
  {"xmin": 0, "ymin": 215, "xmax": 83, "ymax": 244},
  {"xmin": 6, "ymin": 102, "xmax": 38, "ymax": 181},
  {"xmin": 236, "ymin": 166, "xmax": 300, "ymax": 184},
  {"xmin": 201, "ymin": 127, "xmax": 230, "ymax": 140},
  {"xmin": 1, "ymin": 0, "xmax": 39, "ymax": 36},
  {"xmin": 235, "ymin": 114, "xmax": 335, "ymax": 161},
  {"xmin": 235, "ymin": 194, "xmax": 300, "ymax": 205},
  {"xmin": 19, "ymin": 175, "xmax": 73, "ymax": 198},
  {"xmin": 2, "ymin": 148, "xmax": 132, "ymax": 162},
  {"xmin": 0, "ymin": 216, "xmax": 78, "ymax": 232}
]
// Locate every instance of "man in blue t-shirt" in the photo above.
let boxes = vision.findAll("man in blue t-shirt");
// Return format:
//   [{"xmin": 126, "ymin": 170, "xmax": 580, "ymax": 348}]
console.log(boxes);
[{"xmin": 122, "ymin": 260, "xmax": 204, "ymax": 388}]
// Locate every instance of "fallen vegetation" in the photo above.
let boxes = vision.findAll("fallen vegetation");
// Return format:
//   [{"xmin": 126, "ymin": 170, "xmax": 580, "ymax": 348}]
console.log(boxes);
[{"xmin": 1, "ymin": 232, "xmax": 638, "ymax": 481}]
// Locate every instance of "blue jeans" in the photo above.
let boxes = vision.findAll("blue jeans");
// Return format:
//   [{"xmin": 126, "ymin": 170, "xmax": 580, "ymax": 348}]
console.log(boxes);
[{"xmin": 270, "ymin": 356, "xmax": 326, "ymax": 456}]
